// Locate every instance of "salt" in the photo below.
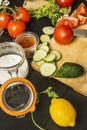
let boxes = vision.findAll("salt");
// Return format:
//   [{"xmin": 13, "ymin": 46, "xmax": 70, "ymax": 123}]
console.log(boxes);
[{"xmin": 0, "ymin": 54, "xmax": 29, "ymax": 84}]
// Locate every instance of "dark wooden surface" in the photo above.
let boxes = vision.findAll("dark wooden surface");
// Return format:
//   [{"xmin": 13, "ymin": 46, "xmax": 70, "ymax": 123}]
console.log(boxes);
[{"xmin": 0, "ymin": 0, "xmax": 87, "ymax": 130}]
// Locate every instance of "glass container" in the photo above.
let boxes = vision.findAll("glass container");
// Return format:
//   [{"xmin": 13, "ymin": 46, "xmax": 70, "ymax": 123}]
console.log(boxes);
[
  {"xmin": 0, "ymin": 78, "xmax": 36, "ymax": 116},
  {"xmin": 0, "ymin": 42, "xmax": 29, "ymax": 84},
  {"xmin": 14, "ymin": 31, "xmax": 39, "ymax": 58}
]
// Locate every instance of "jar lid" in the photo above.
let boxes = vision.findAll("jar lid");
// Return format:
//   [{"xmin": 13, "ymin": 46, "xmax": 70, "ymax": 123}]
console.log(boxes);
[{"xmin": 0, "ymin": 78, "xmax": 36, "ymax": 116}]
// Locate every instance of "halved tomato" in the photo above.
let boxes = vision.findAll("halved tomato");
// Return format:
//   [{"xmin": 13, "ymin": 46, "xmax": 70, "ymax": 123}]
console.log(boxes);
[
  {"xmin": 71, "ymin": 3, "xmax": 87, "ymax": 25},
  {"xmin": 77, "ymin": 15, "xmax": 87, "ymax": 25},
  {"xmin": 62, "ymin": 16, "xmax": 79, "ymax": 27},
  {"xmin": 55, "ymin": 18, "xmax": 74, "ymax": 28},
  {"xmin": 76, "ymin": 3, "xmax": 87, "ymax": 16}
]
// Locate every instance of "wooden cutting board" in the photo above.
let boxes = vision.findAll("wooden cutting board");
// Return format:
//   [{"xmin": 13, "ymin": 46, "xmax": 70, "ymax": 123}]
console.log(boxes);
[{"xmin": 31, "ymin": 24, "xmax": 87, "ymax": 97}]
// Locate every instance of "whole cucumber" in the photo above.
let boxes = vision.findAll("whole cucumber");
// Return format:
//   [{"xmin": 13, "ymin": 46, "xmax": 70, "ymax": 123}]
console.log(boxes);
[{"xmin": 53, "ymin": 62, "xmax": 84, "ymax": 78}]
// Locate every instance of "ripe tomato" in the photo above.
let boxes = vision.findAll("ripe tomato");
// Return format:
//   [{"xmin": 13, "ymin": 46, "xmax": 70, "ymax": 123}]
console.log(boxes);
[
  {"xmin": 0, "ymin": 13, "xmax": 13, "ymax": 29},
  {"xmin": 53, "ymin": 24, "xmax": 73, "ymax": 44},
  {"xmin": 55, "ymin": 18, "xmax": 74, "ymax": 29},
  {"xmin": 15, "ymin": 7, "xmax": 30, "ymax": 24},
  {"xmin": 7, "ymin": 20, "xmax": 26, "ymax": 38},
  {"xmin": 56, "ymin": 0, "xmax": 74, "ymax": 7}
]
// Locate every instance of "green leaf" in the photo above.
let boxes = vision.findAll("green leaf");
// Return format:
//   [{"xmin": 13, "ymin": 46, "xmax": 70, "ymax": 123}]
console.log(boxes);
[
  {"xmin": 39, "ymin": 86, "xmax": 59, "ymax": 98},
  {"xmin": 29, "ymin": 0, "xmax": 71, "ymax": 25}
]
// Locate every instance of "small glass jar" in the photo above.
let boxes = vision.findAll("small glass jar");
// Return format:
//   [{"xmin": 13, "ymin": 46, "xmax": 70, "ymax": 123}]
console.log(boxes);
[
  {"xmin": 0, "ymin": 78, "xmax": 36, "ymax": 116},
  {"xmin": 14, "ymin": 31, "xmax": 39, "ymax": 58},
  {"xmin": 0, "ymin": 42, "xmax": 29, "ymax": 84}
]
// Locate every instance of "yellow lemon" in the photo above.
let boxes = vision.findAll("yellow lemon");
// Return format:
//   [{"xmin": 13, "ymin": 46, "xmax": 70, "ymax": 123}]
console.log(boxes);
[{"xmin": 49, "ymin": 98, "xmax": 76, "ymax": 127}]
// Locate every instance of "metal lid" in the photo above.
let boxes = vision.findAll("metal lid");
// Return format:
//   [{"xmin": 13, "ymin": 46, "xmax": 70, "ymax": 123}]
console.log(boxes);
[{"xmin": 0, "ymin": 78, "xmax": 36, "ymax": 116}]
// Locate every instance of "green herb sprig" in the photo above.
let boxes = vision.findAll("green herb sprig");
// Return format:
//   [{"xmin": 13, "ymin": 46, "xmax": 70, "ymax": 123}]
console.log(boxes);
[
  {"xmin": 31, "ymin": 86, "xmax": 59, "ymax": 130},
  {"xmin": 39, "ymin": 86, "xmax": 59, "ymax": 97},
  {"xmin": 29, "ymin": 0, "xmax": 71, "ymax": 25}
]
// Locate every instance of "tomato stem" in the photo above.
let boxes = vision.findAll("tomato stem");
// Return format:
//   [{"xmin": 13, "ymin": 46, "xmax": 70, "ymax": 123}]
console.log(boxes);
[{"xmin": 0, "ymin": 6, "xmax": 16, "ymax": 14}]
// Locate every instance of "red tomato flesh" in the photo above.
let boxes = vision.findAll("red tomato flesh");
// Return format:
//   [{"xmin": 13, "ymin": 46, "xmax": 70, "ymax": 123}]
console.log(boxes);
[
  {"xmin": 76, "ymin": 3, "xmax": 87, "ymax": 16},
  {"xmin": 55, "ymin": 18, "xmax": 74, "ymax": 28}
]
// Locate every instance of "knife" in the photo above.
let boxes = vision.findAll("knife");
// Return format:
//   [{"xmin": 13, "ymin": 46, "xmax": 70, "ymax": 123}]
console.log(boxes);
[
  {"xmin": 0, "ymin": 28, "xmax": 4, "ymax": 36},
  {"xmin": 47, "ymin": 27, "xmax": 87, "ymax": 37},
  {"xmin": 73, "ymin": 29, "xmax": 87, "ymax": 37}
]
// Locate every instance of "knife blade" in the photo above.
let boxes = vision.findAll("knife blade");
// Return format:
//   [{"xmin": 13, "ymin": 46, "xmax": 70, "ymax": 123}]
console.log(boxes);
[{"xmin": 73, "ymin": 29, "xmax": 87, "ymax": 37}]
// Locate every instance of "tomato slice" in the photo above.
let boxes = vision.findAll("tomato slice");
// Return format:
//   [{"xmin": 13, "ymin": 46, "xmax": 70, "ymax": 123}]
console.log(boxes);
[
  {"xmin": 71, "ymin": 3, "xmax": 87, "ymax": 26},
  {"xmin": 55, "ymin": 18, "xmax": 74, "ymax": 29},
  {"xmin": 77, "ymin": 15, "xmax": 87, "ymax": 25},
  {"xmin": 62, "ymin": 16, "xmax": 79, "ymax": 27},
  {"xmin": 76, "ymin": 3, "xmax": 87, "ymax": 16}
]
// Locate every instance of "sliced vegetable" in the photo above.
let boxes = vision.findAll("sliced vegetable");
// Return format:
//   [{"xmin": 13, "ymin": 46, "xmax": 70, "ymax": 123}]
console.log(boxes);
[
  {"xmin": 42, "ymin": 26, "xmax": 54, "ymax": 35},
  {"xmin": 36, "ymin": 60, "xmax": 45, "ymax": 67},
  {"xmin": 40, "ymin": 63, "xmax": 56, "ymax": 77},
  {"xmin": 53, "ymin": 62, "xmax": 84, "ymax": 78},
  {"xmin": 40, "ymin": 34, "xmax": 50, "ymax": 43},
  {"xmin": 37, "ymin": 42, "xmax": 48, "ymax": 49},
  {"xmin": 38, "ymin": 44, "xmax": 50, "ymax": 53},
  {"xmin": 44, "ymin": 53, "xmax": 56, "ymax": 62},
  {"xmin": 33, "ymin": 49, "xmax": 47, "ymax": 62},
  {"xmin": 50, "ymin": 50, "xmax": 62, "ymax": 61}
]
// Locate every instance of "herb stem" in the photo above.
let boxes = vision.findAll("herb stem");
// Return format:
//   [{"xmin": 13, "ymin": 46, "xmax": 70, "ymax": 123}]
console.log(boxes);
[{"xmin": 31, "ymin": 112, "xmax": 45, "ymax": 130}]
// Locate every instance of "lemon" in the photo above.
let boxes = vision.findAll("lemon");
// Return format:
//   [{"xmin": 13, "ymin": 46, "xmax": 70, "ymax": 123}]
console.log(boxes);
[{"xmin": 49, "ymin": 98, "xmax": 76, "ymax": 127}]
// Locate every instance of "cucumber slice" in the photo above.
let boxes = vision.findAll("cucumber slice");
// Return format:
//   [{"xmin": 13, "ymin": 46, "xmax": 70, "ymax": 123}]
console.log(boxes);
[
  {"xmin": 37, "ymin": 42, "xmax": 48, "ymax": 49},
  {"xmin": 44, "ymin": 53, "xmax": 56, "ymax": 62},
  {"xmin": 50, "ymin": 50, "xmax": 62, "ymax": 61},
  {"xmin": 40, "ymin": 63, "xmax": 56, "ymax": 77},
  {"xmin": 40, "ymin": 42, "xmax": 48, "ymax": 46},
  {"xmin": 33, "ymin": 49, "xmax": 47, "ymax": 61},
  {"xmin": 42, "ymin": 26, "xmax": 54, "ymax": 35},
  {"xmin": 36, "ymin": 60, "xmax": 45, "ymax": 67},
  {"xmin": 39, "ymin": 44, "xmax": 49, "ymax": 53},
  {"xmin": 40, "ymin": 34, "xmax": 50, "ymax": 43}
]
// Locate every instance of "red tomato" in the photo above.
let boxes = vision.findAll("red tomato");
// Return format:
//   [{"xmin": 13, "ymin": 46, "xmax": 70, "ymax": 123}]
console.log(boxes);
[
  {"xmin": 15, "ymin": 7, "xmax": 30, "ymax": 24},
  {"xmin": 55, "ymin": 18, "xmax": 74, "ymax": 28},
  {"xmin": 0, "ymin": 13, "xmax": 13, "ymax": 29},
  {"xmin": 7, "ymin": 20, "xmax": 26, "ymax": 38},
  {"xmin": 53, "ymin": 24, "xmax": 73, "ymax": 44},
  {"xmin": 56, "ymin": 0, "xmax": 74, "ymax": 7}
]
